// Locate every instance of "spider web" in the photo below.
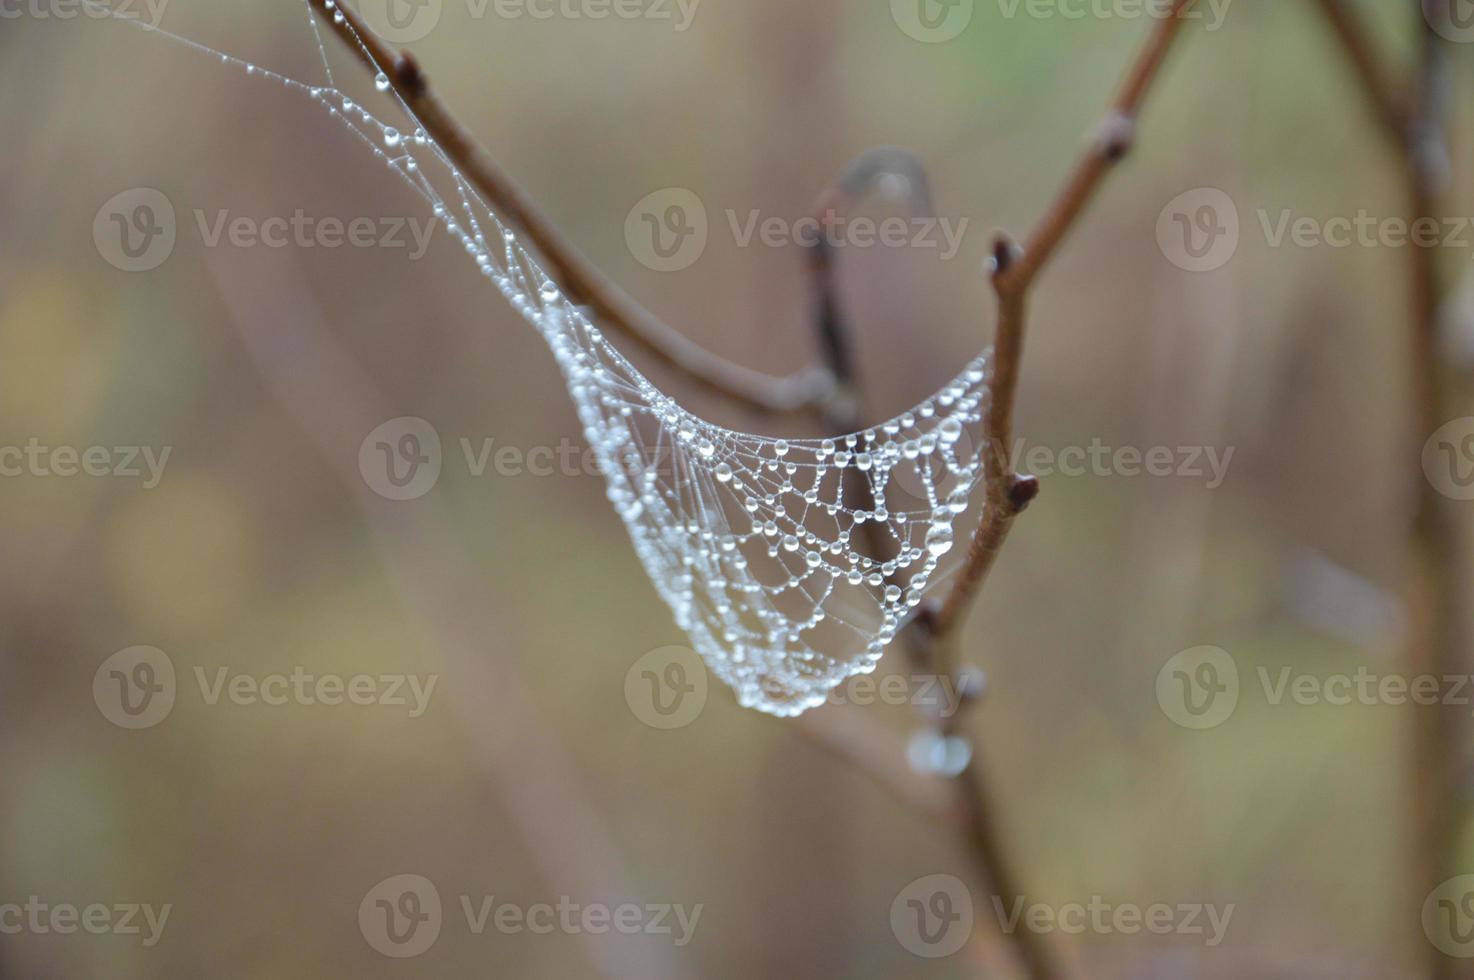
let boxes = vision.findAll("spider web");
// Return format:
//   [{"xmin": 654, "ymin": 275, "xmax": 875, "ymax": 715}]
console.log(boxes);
[{"xmin": 85, "ymin": 1, "xmax": 996, "ymax": 717}]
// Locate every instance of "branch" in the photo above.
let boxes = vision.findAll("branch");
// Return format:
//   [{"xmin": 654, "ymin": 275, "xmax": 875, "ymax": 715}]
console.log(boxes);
[
  {"xmin": 933, "ymin": 0, "xmax": 1193, "ymax": 639},
  {"xmin": 304, "ymin": 0, "xmax": 828, "ymax": 418}
]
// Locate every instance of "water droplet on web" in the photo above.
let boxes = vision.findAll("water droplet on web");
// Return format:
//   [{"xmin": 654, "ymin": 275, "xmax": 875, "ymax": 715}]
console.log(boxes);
[
  {"xmin": 925, "ymin": 522, "xmax": 954, "ymax": 557},
  {"xmin": 375, "ymin": 72, "xmax": 391, "ymax": 92}
]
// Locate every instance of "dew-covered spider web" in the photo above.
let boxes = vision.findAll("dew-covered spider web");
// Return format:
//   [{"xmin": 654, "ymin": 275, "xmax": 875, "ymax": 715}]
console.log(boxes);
[{"xmin": 87, "ymin": 1, "xmax": 996, "ymax": 717}]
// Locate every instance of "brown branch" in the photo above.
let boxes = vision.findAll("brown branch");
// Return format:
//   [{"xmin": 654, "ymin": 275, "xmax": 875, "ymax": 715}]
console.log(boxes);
[
  {"xmin": 304, "ymin": 0, "xmax": 828, "ymax": 418},
  {"xmin": 1316, "ymin": 3, "xmax": 1466, "ymax": 977},
  {"xmin": 933, "ymin": 0, "xmax": 1192, "ymax": 640}
]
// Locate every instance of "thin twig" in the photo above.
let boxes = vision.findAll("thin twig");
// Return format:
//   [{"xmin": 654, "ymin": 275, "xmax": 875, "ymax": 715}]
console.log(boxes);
[{"xmin": 304, "ymin": 0, "xmax": 828, "ymax": 418}]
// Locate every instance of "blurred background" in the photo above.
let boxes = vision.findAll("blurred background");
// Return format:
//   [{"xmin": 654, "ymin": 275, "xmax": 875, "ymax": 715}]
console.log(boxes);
[{"xmin": 2, "ymin": 0, "xmax": 1473, "ymax": 976}]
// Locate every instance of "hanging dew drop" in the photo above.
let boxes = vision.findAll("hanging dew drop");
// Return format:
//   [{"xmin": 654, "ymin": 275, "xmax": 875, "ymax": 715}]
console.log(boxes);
[
  {"xmin": 925, "ymin": 522, "xmax": 954, "ymax": 557},
  {"xmin": 383, "ymin": 127, "xmax": 401, "ymax": 148},
  {"xmin": 715, "ymin": 463, "xmax": 733, "ymax": 483},
  {"xmin": 375, "ymin": 72, "xmax": 391, "ymax": 92}
]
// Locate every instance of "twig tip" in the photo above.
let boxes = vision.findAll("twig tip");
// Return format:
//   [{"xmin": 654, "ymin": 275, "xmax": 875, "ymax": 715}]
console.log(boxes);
[
  {"xmin": 394, "ymin": 51, "xmax": 426, "ymax": 97},
  {"xmin": 1097, "ymin": 111, "xmax": 1137, "ymax": 162},
  {"xmin": 1007, "ymin": 474, "xmax": 1041, "ymax": 512},
  {"xmin": 986, "ymin": 234, "xmax": 1021, "ymax": 277}
]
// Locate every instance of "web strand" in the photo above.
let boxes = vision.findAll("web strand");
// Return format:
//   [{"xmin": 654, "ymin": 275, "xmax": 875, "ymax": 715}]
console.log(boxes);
[{"xmin": 85, "ymin": 0, "xmax": 996, "ymax": 716}]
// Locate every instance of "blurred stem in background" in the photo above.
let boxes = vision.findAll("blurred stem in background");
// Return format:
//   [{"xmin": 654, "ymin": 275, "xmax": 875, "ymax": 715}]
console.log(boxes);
[{"xmin": 1316, "ymin": 2, "xmax": 1470, "ymax": 976}]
